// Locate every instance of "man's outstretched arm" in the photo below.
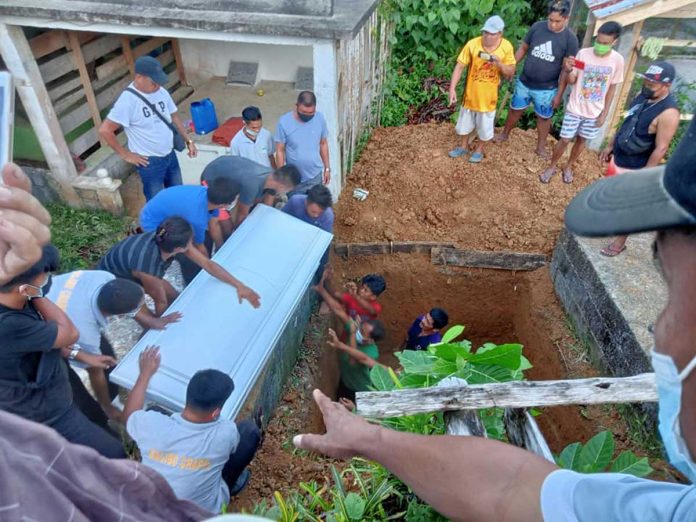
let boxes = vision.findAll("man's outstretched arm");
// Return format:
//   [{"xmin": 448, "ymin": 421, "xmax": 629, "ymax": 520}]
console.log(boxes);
[{"xmin": 294, "ymin": 389, "xmax": 557, "ymax": 522}]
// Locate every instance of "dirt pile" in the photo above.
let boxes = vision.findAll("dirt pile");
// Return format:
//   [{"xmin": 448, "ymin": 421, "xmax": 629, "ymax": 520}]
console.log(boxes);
[{"xmin": 336, "ymin": 124, "xmax": 604, "ymax": 253}]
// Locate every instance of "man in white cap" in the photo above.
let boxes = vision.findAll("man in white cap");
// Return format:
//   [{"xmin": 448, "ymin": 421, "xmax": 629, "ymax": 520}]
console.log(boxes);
[
  {"xmin": 448, "ymin": 15, "xmax": 516, "ymax": 163},
  {"xmin": 295, "ymin": 119, "xmax": 696, "ymax": 520},
  {"xmin": 100, "ymin": 56, "xmax": 198, "ymax": 200}
]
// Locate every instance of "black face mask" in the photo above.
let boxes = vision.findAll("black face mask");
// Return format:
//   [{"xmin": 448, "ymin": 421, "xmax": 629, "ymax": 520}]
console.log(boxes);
[
  {"xmin": 298, "ymin": 112, "xmax": 315, "ymax": 123},
  {"xmin": 641, "ymin": 85, "xmax": 658, "ymax": 99}
]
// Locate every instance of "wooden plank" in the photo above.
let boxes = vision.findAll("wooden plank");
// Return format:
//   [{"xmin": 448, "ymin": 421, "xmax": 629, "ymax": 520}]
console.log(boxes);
[
  {"xmin": 55, "ymin": 66, "xmax": 130, "ymax": 116},
  {"xmin": 661, "ymin": 39, "xmax": 696, "ymax": 47},
  {"xmin": 39, "ymin": 34, "xmax": 121, "ymax": 85},
  {"xmin": 59, "ymin": 73, "xmax": 131, "ymax": 134},
  {"xmin": 30, "ymin": 30, "xmax": 97, "ymax": 60},
  {"xmin": 67, "ymin": 32, "xmax": 104, "ymax": 146},
  {"xmin": 95, "ymin": 37, "xmax": 168, "ymax": 80},
  {"xmin": 445, "ymin": 410, "xmax": 487, "ymax": 437},
  {"xmin": 503, "ymin": 409, "xmax": 555, "ymax": 462},
  {"xmin": 334, "ymin": 241, "xmax": 456, "ymax": 257},
  {"xmin": 608, "ymin": 20, "xmax": 644, "ymax": 134},
  {"xmin": 355, "ymin": 373, "xmax": 658, "ymax": 418},
  {"xmin": 49, "ymin": 75, "xmax": 82, "ymax": 102},
  {"xmin": 658, "ymin": 4, "xmax": 696, "ymax": 18},
  {"xmin": 121, "ymin": 36, "xmax": 135, "ymax": 76},
  {"xmin": 597, "ymin": 0, "xmax": 695, "ymax": 28},
  {"xmin": 0, "ymin": 23, "xmax": 81, "ymax": 205},
  {"xmin": 431, "ymin": 247, "xmax": 548, "ymax": 271},
  {"xmin": 171, "ymin": 38, "xmax": 188, "ymax": 86}
]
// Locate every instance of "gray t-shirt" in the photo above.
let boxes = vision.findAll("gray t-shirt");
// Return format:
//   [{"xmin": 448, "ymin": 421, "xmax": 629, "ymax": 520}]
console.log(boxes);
[
  {"xmin": 127, "ymin": 410, "xmax": 239, "ymax": 513},
  {"xmin": 274, "ymin": 111, "xmax": 328, "ymax": 183},
  {"xmin": 521, "ymin": 21, "xmax": 579, "ymax": 90},
  {"xmin": 201, "ymin": 155, "xmax": 273, "ymax": 206}
]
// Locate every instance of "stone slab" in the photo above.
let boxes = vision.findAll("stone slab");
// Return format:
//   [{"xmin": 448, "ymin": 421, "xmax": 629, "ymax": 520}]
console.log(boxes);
[
  {"xmin": 226, "ymin": 61, "xmax": 258, "ymax": 86},
  {"xmin": 295, "ymin": 66, "xmax": 314, "ymax": 91}
]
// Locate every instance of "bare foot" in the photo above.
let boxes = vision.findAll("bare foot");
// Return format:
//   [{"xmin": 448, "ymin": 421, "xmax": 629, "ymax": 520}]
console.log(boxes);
[
  {"xmin": 493, "ymin": 132, "xmax": 509, "ymax": 144},
  {"xmin": 539, "ymin": 167, "xmax": 556, "ymax": 184},
  {"xmin": 535, "ymin": 148, "xmax": 550, "ymax": 160}
]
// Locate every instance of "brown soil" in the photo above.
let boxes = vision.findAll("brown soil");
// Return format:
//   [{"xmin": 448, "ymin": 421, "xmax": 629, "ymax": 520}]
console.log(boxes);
[{"xmin": 335, "ymin": 124, "xmax": 604, "ymax": 254}]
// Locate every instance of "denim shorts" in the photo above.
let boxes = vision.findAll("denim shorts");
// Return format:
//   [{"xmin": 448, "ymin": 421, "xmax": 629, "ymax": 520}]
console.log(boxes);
[{"xmin": 510, "ymin": 78, "xmax": 557, "ymax": 119}]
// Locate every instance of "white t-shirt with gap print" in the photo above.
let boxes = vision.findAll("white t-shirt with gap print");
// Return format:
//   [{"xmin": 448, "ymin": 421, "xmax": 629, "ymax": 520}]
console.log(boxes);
[{"xmin": 107, "ymin": 82, "xmax": 177, "ymax": 157}]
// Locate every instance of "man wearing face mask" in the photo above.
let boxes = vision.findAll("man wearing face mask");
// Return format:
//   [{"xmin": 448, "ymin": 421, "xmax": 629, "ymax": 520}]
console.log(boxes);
[
  {"xmin": 599, "ymin": 61, "xmax": 680, "ymax": 257},
  {"xmin": 0, "ymin": 245, "xmax": 126, "ymax": 458},
  {"xmin": 230, "ymin": 106, "xmax": 276, "ymax": 168},
  {"xmin": 275, "ymin": 90, "xmax": 331, "ymax": 194},
  {"xmin": 293, "ymin": 119, "xmax": 696, "ymax": 521},
  {"xmin": 540, "ymin": 21, "xmax": 624, "ymax": 184}
]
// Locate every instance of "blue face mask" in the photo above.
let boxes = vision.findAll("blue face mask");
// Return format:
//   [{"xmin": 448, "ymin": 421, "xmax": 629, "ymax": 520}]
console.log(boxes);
[{"xmin": 651, "ymin": 348, "xmax": 696, "ymax": 482}]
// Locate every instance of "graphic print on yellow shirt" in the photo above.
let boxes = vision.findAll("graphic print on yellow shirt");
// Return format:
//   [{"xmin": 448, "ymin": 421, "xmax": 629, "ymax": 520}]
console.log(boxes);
[{"xmin": 457, "ymin": 36, "xmax": 516, "ymax": 113}]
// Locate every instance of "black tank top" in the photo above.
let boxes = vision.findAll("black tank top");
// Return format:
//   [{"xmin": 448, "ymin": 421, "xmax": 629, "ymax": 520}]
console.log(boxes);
[{"xmin": 613, "ymin": 93, "xmax": 678, "ymax": 170}]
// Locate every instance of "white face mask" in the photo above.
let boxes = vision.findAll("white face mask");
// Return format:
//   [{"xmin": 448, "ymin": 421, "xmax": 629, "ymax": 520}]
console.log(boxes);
[
  {"xmin": 355, "ymin": 329, "xmax": 365, "ymax": 345},
  {"xmin": 245, "ymin": 127, "xmax": 259, "ymax": 137},
  {"xmin": 651, "ymin": 348, "xmax": 696, "ymax": 482}
]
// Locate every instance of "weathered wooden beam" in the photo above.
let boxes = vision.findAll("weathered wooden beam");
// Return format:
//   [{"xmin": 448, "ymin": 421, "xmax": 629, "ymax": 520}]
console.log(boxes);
[
  {"xmin": 445, "ymin": 410, "xmax": 487, "ymax": 437},
  {"xmin": 120, "ymin": 36, "xmax": 135, "ymax": 77},
  {"xmin": 95, "ymin": 37, "xmax": 168, "ymax": 81},
  {"xmin": 334, "ymin": 241, "xmax": 456, "ymax": 257},
  {"xmin": 595, "ymin": 0, "xmax": 695, "ymax": 28},
  {"xmin": 355, "ymin": 373, "xmax": 658, "ymax": 418},
  {"xmin": 39, "ymin": 34, "xmax": 121, "ymax": 84},
  {"xmin": 608, "ymin": 20, "xmax": 644, "ymax": 135},
  {"xmin": 68, "ymin": 32, "xmax": 104, "ymax": 146},
  {"xmin": 504, "ymin": 409, "xmax": 555, "ymax": 463},
  {"xmin": 0, "ymin": 23, "xmax": 81, "ymax": 206},
  {"xmin": 431, "ymin": 247, "xmax": 548, "ymax": 271},
  {"xmin": 171, "ymin": 38, "xmax": 188, "ymax": 86},
  {"xmin": 29, "ymin": 29, "xmax": 67, "ymax": 59}
]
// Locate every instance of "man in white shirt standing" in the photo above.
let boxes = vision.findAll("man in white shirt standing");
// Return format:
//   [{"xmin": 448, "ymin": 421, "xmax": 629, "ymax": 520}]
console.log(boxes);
[
  {"xmin": 230, "ymin": 106, "xmax": 276, "ymax": 169},
  {"xmin": 99, "ymin": 56, "xmax": 197, "ymax": 200}
]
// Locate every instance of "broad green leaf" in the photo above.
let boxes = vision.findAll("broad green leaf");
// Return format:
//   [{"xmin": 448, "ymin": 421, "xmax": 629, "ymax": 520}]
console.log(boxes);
[
  {"xmin": 464, "ymin": 364, "xmax": 513, "ymax": 384},
  {"xmin": 480, "ymin": 408, "xmax": 506, "ymax": 441},
  {"xmin": 610, "ymin": 451, "xmax": 653, "ymax": 477},
  {"xmin": 396, "ymin": 350, "xmax": 437, "ymax": 375},
  {"xmin": 441, "ymin": 325, "xmax": 465, "ymax": 344},
  {"xmin": 469, "ymin": 344, "xmax": 522, "ymax": 370},
  {"xmin": 477, "ymin": 0, "xmax": 495, "ymax": 15},
  {"xmin": 557, "ymin": 442, "xmax": 582, "ymax": 470},
  {"xmin": 388, "ymin": 366, "xmax": 403, "ymax": 389},
  {"xmin": 518, "ymin": 355, "xmax": 533, "ymax": 371},
  {"xmin": 476, "ymin": 343, "xmax": 498, "ymax": 353},
  {"xmin": 344, "ymin": 492, "xmax": 366, "ymax": 521},
  {"xmin": 370, "ymin": 365, "xmax": 395, "ymax": 391},
  {"xmin": 399, "ymin": 372, "xmax": 430, "ymax": 388},
  {"xmin": 455, "ymin": 355, "xmax": 468, "ymax": 372},
  {"xmin": 431, "ymin": 358, "xmax": 458, "ymax": 378},
  {"xmin": 578, "ymin": 431, "xmax": 615, "ymax": 473},
  {"xmin": 430, "ymin": 342, "xmax": 468, "ymax": 362}
]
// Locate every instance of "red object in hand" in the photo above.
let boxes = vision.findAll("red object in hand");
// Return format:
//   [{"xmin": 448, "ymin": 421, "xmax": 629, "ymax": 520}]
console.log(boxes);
[{"xmin": 574, "ymin": 59, "xmax": 586, "ymax": 70}]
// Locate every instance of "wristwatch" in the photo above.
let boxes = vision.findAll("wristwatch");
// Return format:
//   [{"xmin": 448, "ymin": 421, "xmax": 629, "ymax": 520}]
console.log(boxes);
[
  {"xmin": 324, "ymin": 166, "xmax": 331, "ymax": 171},
  {"xmin": 68, "ymin": 346, "xmax": 80, "ymax": 360}
]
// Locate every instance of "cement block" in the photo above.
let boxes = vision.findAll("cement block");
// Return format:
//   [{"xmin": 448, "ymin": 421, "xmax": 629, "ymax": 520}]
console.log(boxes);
[{"xmin": 23, "ymin": 166, "xmax": 59, "ymax": 204}]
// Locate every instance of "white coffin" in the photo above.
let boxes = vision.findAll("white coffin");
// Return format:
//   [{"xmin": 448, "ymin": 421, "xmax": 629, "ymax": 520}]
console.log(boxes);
[
  {"xmin": 176, "ymin": 143, "xmax": 229, "ymax": 185},
  {"xmin": 109, "ymin": 204, "xmax": 332, "ymax": 419}
]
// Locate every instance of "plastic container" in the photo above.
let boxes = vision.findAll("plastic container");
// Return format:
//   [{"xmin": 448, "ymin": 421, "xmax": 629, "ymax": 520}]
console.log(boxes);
[{"xmin": 190, "ymin": 98, "xmax": 219, "ymax": 135}]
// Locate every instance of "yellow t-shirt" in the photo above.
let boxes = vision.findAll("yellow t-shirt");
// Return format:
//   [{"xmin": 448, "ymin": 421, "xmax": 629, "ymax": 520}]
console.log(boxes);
[{"xmin": 457, "ymin": 36, "xmax": 516, "ymax": 112}]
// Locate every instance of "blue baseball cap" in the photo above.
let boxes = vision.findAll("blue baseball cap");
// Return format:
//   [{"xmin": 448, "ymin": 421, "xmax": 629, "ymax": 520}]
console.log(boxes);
[
  {"xmin": 134, "ymin": 56, "xmax": 168, "ymax": 85},
  {"xmin": 565, "ymin": 118, "xmax": 696, "ymax": 236}
]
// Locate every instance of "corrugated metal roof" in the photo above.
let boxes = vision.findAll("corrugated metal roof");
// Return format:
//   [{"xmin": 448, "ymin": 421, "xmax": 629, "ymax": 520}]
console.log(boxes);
[
  {"xmin": 584, "ymin": 0, "xmax": 654, "ymax": 18},
  {"xmin": 110, "ymin": 204, "xmax": 333, "ymax": 420}
]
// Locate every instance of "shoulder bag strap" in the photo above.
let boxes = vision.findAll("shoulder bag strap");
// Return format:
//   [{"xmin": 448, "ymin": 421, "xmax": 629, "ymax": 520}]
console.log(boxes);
[{"xmin": 126, "ymin": 87, "xmax": 178, "ymax": 135}]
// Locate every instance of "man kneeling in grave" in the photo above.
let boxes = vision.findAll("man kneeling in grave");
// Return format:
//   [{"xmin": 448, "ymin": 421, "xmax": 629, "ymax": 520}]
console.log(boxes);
[{"xmin": 124, "ymin": 347, "xmax": 262, "ymax": 513}]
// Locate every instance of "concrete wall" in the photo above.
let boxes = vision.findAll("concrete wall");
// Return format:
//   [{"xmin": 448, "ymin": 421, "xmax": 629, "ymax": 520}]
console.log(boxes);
[
  {"xmin": 179, "ymin": 39, "xmax": 313, "ymax": 85},
  {"xmin": 81, "ymin": 0, "xmax": 333, "ymax": 16}
]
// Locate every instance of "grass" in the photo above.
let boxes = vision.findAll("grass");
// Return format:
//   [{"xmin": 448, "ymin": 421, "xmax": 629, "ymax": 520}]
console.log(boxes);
[{"xmin": 47, "ymin": 203, "xmax": 131, "ymax": 273}]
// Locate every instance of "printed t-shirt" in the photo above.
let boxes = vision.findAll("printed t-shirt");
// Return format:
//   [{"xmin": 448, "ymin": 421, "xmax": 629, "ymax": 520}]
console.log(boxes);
[
  {"xmin": 405, "ymin": 316, "xmax": 443, "ymax": 351},
  {"xmin": 566, "ymin": 47, "xmax": 624, "ymax": 119},
  {"xmin": 0, "ymin": 302, "xmax": 72, "ymax": 424},
  {"xmin": 127, "ymin": 410, "xmax": 239, "ymax": 513},
  {"xmin": 139, "ymin": 185, "xmax": 219, "ymax": 245},
  {"xmin": 281, "ymin": 195, "xmax": 335, "ymax": 233},
  {"xmin": 201, "ymin": 155, "xmax": 273, "ymax": 206},
  {"xmin": 341, "ymin": 293, "xmax": 382, "ymax": 321},
  {"xmin": 46, "ymin": 271, "xmax": 113, "ymax": 368},
  {"xmin": 97, "ymin": 233, "xmax": 170, "ymax": 282},
  {"xmin": 521, "ymin": 21, "xmax": 579, "ymax": 90},
  {"xmin": 106, "ymin": 82, "xmax": 177, "ymax": 157},
  {"xmin": 274, "ymin": 111, "xmax": 328, "ymax": 183},
  {"xmin": 230, "ymin": 128, "xmax": 275, "ymax": 168},
  {"xmin": 339, "ymin": 326, "xmax": 379, "ymax": 393},
  {"xmin": 457, "ymin": 36, "xmax": 516, "ymax": 112}
]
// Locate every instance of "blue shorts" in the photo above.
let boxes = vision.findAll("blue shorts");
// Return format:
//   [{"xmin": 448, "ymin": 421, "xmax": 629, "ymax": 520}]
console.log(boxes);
[{"xmin": 510, "ymin": 78, "xmax": 557, "ymax": 119}]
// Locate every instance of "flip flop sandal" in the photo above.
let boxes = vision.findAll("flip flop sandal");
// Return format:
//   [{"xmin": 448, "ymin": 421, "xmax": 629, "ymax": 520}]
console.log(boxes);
[
  {"xmin": 600, "ymin": 245, "xmax": 627, "ymax": 257},
  {"xmin": 468, "ymin": 152, "xmax": 484, "ymax": 163},
  {"xmin": 539, "ymin": 167, "xmax": 556, "ymax": 184},
  {"xmin": 448, "ymin": 147, "xmax": 470, "ymax": 158},
  {"xmin": 562, "ymin": 167, "xmax": 574, "ymax": 184}
]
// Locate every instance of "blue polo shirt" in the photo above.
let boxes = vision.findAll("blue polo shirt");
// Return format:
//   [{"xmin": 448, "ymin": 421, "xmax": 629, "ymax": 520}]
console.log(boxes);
[
  {"xmin": 541, "ymin": 469, "xmax": 696, "ymax": 521},
  {"xmin": 281, "ymin": 194, "xmax": 334, "ymax": 233},
  {"xmin": 139, "ymin": 185, "xmax": 219, "ymax": 245}
]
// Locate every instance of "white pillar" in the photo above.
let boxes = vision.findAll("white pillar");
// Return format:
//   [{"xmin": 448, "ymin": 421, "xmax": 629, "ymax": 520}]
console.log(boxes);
[{"xmin": 313, "ymin": 40, "xmax": 341, "ymax": 198}]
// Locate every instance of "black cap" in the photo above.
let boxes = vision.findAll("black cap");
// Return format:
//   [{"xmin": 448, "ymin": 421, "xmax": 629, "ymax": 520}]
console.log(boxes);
[
  {"xmin": 134, "ymin": 56, "xmax": 168, "ymax": 85},
  {"xmin": 565, "ymin": 118, "xmax": 696, "ymax": 237},
  {"xmin": 637, "ymin": 60, "xmax": 676, "ymax": 84}
]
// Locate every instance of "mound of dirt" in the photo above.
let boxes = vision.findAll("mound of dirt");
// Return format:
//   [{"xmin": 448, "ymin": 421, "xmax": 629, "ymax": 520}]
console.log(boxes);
[{"xmin": 335, "ymin": 124, "xmax": 604, "ymax": 253}]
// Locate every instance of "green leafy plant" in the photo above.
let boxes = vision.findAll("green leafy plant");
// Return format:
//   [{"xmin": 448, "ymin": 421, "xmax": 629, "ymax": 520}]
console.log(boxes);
[
  {"xmin": 556, "ymin": 430, "xmax": 654, "ymax": 477},
  {"xmin": 46, "ymin": 203, "xmax": 130, "ymax": 272}
]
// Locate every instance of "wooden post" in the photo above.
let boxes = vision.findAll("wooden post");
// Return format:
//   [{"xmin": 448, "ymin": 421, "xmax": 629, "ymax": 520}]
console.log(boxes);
[
  {"xmin": 608, "ymin": 20, "xmax": 645, "ymax": 135},
  {"xmin": 0, "ymin": 23, "xmax": 81, "ymax": 206},
  {"xmin": 582, "ymin": 12, "xmax": 596, "ymax": 47},
  {"xmin": 356, "ymin": 373, "xmax": 658, "ymax": 418},
  {"xmin": 68, "ymin": 32, "xmax": 105, "ymax": 147},
  {"xmin": 120, "ymin": 35, "xmax": 135, "ymax": 76},
  {"xmin": 171, "ymin": 39, "xmax": 188, "ymax": 86}
]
